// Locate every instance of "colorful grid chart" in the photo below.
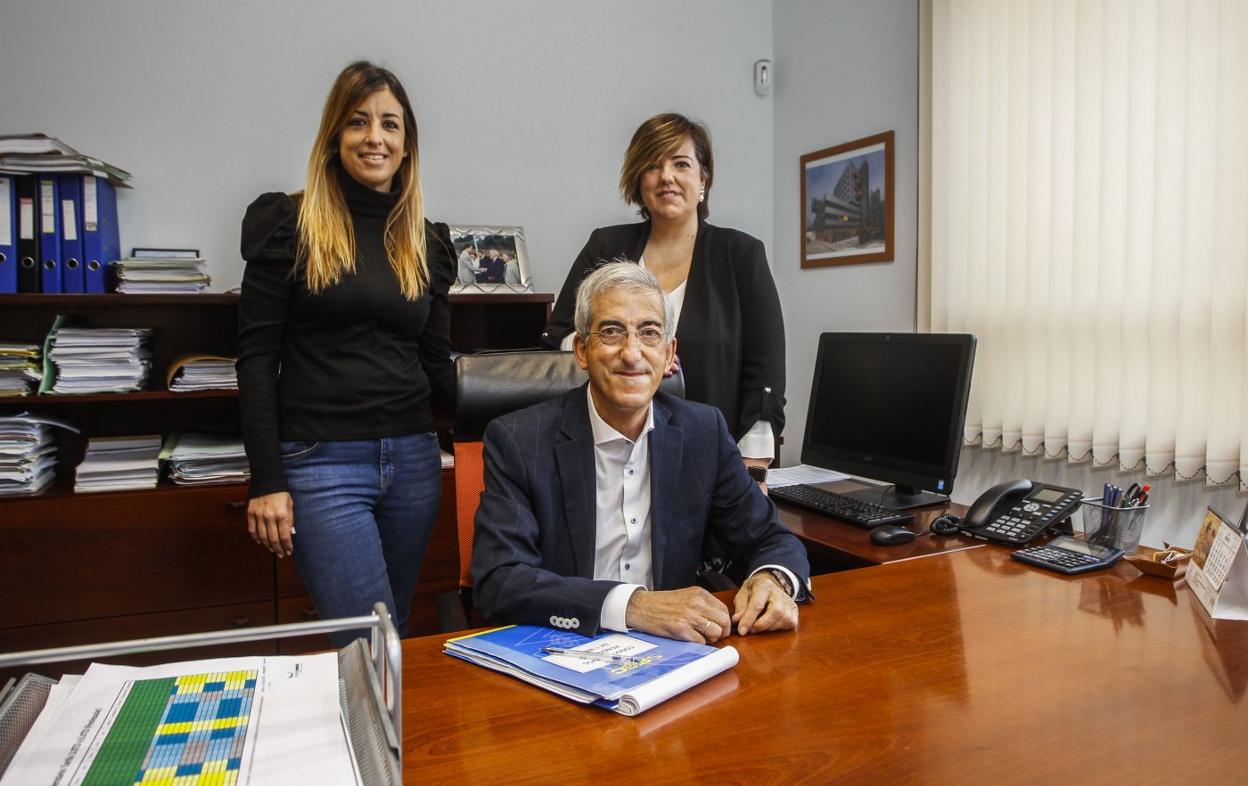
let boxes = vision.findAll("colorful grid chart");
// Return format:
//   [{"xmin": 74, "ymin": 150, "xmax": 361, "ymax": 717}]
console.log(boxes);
[{"xmin": 80, "ymin": 670, "xmax": 258, "ymax": 786}]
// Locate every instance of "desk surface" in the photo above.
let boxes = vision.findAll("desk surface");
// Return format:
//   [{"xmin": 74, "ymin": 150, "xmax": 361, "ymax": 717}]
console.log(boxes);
[
  {"xmin": 401, "ymin": 547, "xmax": 1246, "ymax": 783},
  {"xmin": 773, "ymin": 479, "xmax": 985, "ymax": 567}
]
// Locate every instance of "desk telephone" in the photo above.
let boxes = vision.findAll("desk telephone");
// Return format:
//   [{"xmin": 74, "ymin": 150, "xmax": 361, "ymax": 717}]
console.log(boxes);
[{"xmin": 958, "ymin": 479, "xmax": 1083, "ymax": 545}]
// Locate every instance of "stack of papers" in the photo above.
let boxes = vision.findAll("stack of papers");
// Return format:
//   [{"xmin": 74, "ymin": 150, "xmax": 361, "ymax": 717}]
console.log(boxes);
[
  {"xmin": 0, "ymin": 654, "xmax": 358, "ymax": 786},
  {"xmin": 112, "ymin": 256, "xmax": 210, "ymax": 294},
  {"xmin": 167, "ymin": 354, "xmax": 237, "ymax": 391},
  {"xmin": 48, "ymin": 327, "xmax": 153, "ymax": 394},
  {"xmin": 74, "ymin": 434, "xmax": 162, "ymax": 492},
  {"xmin": 164, "ymin": 433, "xmax": 249, "ymax": 485},
  {"xmin": 0, "ymin": 342, "xmax": 42, "ymax": 396},
  {"xmin": 0, "ymin": 414, "xmax": 74, "ymax": 496},
  {"xmin": 0, "ymin": 132, "xmax": 131, "ymax": 186},
  {"xmin": 445, "ymin": 625, "xmax": 739, "ymax": 716}
]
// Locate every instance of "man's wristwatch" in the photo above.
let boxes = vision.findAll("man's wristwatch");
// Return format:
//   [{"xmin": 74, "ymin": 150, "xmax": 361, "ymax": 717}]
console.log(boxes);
[
  {"xmin": 746, "ymin": 465, "xmax": 768, "ymax": 483},
  {"xmin": 765, "ymin": 568, "xmax": 794, "ymax": 597}
]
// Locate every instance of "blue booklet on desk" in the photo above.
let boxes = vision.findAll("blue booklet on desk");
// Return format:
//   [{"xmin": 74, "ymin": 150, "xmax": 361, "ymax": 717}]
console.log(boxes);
[{"xmin": 443, "ymin": 625, "xmax": 738, "ymax": 716}]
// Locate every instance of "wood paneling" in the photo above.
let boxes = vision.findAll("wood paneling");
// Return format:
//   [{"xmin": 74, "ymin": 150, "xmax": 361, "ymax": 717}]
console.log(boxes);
[{"xmin": 0, "ymin": 484, "xmax": 268, "ymax": 628}]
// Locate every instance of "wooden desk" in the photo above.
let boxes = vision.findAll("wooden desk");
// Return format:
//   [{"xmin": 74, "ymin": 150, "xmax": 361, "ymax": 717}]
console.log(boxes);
[
  {"xmin": 773, "ymin": 479, "xmax": 984, "ymax": 570},
  {"xmin": 400, "ymin": 547, "xmax": 1246, "ymax": 783}
]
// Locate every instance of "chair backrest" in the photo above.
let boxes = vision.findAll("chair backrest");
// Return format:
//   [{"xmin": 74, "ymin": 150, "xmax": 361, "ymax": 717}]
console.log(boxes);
[{"xmin": 452, "ymin": 350, "xmax": 684, "ymax": 588}]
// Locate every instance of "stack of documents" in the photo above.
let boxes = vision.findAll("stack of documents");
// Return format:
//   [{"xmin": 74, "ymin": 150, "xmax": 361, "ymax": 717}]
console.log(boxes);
[
  {"xmin": 0, "ymin": 132, "xmax": 131, "ymax": 186},
  {"xmin": 0, "ymin": 654, "xmax": 358, "ymax": 786},
  {"xmin": 48, "ymin": 327, "xmax": 153, "ymax": 394},
  {"xmin": 112, "ymin": 255, "xmax": 210, "ymax": 294},
  {"xmin": 0, "ymin": 342, "xmax": 42, "ymax": 396},
  {"xmin": 0, "ymin": 413, "xmax": 73, "ymax": 496},
  {"xmin": 163, "ymin": 433, "xmax": 250, "ymax": 485},
  {"xmin": 445, "ymin": 624, "xmax": 739, "ymax": 716},
  {"xmin": 166, "ymin": 354, "xmax": 237, "ymax": 391},
  {"xmin": 74, "ymin": 434, "xmax": 162, "ymax": 492}
]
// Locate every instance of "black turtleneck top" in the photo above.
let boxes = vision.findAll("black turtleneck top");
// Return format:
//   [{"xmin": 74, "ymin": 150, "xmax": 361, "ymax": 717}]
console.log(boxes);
[{"xmin": 236, "ymin": 169, "xmax": 456, "ymax": 498}]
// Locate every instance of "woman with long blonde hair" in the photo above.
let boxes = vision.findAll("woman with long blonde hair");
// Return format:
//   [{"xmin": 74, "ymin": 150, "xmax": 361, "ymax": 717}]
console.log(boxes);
[{"xmin": 237, "ymin": 61, "xmax": 456, "ymax": 645}]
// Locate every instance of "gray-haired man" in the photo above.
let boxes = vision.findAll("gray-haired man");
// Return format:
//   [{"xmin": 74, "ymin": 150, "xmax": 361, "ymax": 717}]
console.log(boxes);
[{"xmin": 472, "ymin": 262, "xmax": 809, "ymax": 643}]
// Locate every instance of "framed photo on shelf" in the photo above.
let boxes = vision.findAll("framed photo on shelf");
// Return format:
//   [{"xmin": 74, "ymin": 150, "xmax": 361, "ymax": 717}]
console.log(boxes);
[
  {"xmin": 800, "ymin": 130, "xmax": 894, "ymax": 268},
  {"xmin": 448, "ymin": 225, "xmax": 531, "ymax": 293}
]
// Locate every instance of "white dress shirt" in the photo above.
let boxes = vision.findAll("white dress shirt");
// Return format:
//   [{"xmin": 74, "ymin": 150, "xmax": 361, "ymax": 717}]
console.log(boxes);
[{"xmin": 585, "ymin": 387, "xmax": 798, "ymax": 632}]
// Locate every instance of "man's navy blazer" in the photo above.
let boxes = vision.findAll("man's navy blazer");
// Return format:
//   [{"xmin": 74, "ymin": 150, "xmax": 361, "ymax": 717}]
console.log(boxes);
[{"xmin": 471, "ymin": 384, "xmax": 810, "ymax": 635}]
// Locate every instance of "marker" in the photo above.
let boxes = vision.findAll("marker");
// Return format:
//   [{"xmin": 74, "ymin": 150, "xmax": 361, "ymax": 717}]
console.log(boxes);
[{"xmin": 542, "ymin": 647, "xmax": 642, "ymax": 666}]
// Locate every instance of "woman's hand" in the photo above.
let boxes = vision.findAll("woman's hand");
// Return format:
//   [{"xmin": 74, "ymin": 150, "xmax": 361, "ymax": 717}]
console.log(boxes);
[
  {"xmin": 664, "ymin": 352, "xmax": 682, "ymax": 378},
  {"xmin": 248, "ymin": 492, "xmax": 294, "ymax": 557}
]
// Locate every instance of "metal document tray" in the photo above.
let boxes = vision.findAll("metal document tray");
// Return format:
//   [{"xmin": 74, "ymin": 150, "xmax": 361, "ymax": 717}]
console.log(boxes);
[{"xmin": 0, "ymin": 602, "xmax": 402, "ymax": 786}]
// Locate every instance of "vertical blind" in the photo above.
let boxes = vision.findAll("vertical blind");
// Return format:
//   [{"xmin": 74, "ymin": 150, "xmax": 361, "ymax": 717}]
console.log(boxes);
[{"xmin": 928, "ymin": 0, "xmax": 1248, "ymax": 487}]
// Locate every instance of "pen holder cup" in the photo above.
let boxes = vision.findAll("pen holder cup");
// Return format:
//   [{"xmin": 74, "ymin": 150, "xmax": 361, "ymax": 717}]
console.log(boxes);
[{"xmin": 1079, "ymin": 499, "xmax": 1149, "ymax": 554}]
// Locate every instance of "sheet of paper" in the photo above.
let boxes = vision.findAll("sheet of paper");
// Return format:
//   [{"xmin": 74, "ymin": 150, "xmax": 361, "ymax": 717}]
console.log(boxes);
[
  {"xmin": 765, "ymin": 463, "xmax": 849, "ymax": 488},
  {"xmin": 542, "ymin": 634, "xmax": 658, "ymax": 674}
]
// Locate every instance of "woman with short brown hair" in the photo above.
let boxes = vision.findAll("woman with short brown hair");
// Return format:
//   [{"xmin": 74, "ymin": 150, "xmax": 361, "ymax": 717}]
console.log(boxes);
[{"xmin": 543, "ymin": 112, "xmax": 786, "ymax": 484}]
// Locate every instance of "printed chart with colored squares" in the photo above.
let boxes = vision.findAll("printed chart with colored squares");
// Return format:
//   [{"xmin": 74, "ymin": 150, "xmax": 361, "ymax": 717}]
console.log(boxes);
[{"xmin": 77, "ymin": 670, "xmax": 257, "ymax": 786}]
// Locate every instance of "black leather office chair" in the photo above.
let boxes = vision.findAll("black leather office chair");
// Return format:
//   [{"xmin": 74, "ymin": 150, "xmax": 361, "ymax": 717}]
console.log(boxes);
[{"xmin": 437, "ymin": 350, "xmax": 689, "ymax": 631}]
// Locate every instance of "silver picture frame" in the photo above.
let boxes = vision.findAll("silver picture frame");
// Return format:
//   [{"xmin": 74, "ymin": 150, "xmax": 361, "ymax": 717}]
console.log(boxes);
[{"xmin": 448, "ymin": 225, "xmax": 531, "ymax": 293}]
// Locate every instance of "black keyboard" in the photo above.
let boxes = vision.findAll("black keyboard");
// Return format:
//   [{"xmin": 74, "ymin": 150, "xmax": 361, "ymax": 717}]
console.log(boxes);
[{"xmin": 770, "ymin": 484, "xmax": 915, "ymax": 529}]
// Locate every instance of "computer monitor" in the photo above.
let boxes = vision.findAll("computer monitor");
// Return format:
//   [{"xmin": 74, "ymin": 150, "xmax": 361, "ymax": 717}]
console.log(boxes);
[{"xmin": 801, "ymin": 332, "xmax": 977, "ymax": 510}]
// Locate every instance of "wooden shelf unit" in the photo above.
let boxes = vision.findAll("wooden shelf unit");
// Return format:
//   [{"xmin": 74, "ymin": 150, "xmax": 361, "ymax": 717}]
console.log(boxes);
[{"xmin": 0, "ymin": 290, "xmax": 554, "ymax": 678}]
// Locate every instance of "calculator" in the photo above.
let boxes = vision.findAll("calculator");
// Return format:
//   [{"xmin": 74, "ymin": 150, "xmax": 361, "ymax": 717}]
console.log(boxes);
[{"xmin": 1011, "ymin": 535, "xmax": 1125, "ymax": 575}]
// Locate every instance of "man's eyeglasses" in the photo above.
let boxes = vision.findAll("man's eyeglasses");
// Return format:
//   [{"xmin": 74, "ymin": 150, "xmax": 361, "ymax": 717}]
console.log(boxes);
[{"xmin": 587, "ymin": 325, "xmax": 667, "ymax": 347}]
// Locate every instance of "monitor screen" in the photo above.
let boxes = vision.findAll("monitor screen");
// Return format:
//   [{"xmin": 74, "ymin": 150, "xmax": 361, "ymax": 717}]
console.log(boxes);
[{"xmin": 801, "ymin": 332, "xmax": 976, "ymax": 509}]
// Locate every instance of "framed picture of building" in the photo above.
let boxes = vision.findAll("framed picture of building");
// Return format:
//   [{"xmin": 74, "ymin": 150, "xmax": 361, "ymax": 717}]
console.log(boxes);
[
  {"xmin": 448, "ymin": 225, "xmax": 531, "ymax": 293},
  {"xmin": 800, "ymin": 130, "xmax": 894, "ymax": 268}
]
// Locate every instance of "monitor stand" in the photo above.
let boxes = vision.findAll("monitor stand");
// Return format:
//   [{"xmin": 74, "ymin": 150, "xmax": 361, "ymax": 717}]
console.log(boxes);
[{"xmin": 841, "ymin": 484, "xmax": 950, "ymax": 511}]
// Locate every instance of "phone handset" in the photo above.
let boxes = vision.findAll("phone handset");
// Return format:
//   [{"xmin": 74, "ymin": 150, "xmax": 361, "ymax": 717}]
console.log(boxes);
[{"xmin": 963, "ymin": 478, "xmax": 1034, "ymax": 530}]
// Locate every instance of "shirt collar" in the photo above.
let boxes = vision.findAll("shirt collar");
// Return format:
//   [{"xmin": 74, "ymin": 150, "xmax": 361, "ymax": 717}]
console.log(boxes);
[{"xmin": 586, "ymin": 385, "xmax": 655, "ymax": 447}]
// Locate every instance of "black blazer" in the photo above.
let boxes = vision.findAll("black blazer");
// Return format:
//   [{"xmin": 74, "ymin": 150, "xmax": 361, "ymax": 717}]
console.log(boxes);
[
  {"xmin": 541, "ymin": 221, "xmax": 786, "ymax": 441},
  {"xmin": 471, "ymin": 385, "xmax": 810, "ymax": 634}
]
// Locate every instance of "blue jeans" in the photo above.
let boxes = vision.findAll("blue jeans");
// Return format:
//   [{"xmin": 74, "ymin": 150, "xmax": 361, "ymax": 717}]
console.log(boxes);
[{"xmin": 281, "ymin": 433, "xmax": 442, "ymax": 647}]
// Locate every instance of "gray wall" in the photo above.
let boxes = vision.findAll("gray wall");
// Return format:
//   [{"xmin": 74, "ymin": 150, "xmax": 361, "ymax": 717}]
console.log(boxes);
[
  {"xmin": 0, "ymin": 0, "xmax": 774, "ymax": 291},
  {"xmin": 771, "ymin": 0, "xmax": 919, "ymax": 463}
]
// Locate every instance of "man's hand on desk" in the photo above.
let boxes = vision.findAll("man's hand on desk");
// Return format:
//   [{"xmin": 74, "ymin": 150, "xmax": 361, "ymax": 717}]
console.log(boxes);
[
  {"xmin": 732, "ymin": 571, "xmax": 799, "ymax": 635},
  {"xmin": 248, "ymin": 491, "xmax": 294, "ymax": 557},
  {"xmin": 624, "ymin": 587, "xmax": 732, "ymax": 644}
]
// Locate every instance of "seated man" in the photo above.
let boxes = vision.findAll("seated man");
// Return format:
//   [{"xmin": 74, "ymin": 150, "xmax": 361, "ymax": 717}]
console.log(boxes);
[{"xmin": 472, "ymin": 262, "xmax": 809, "ymax": 643}]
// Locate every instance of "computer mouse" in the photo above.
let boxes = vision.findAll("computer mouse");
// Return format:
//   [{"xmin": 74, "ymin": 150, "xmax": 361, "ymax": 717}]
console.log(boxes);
[{"xmin": 870, "ymin": 524, "xmax": 917, "ymax": 546}]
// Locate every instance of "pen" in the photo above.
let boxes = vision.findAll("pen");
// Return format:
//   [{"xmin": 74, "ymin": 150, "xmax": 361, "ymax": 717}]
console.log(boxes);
[
  {"xmin": 1123, "ymin": 483, "xmax": 1141, "ymax": 506},
  {"xmin": 542, "ymin": 647, "xmax": 643, "ymax": 665},
  {"xmin": 1101, "ymin": 484, "xmax": 1112, "ymax": 531}
]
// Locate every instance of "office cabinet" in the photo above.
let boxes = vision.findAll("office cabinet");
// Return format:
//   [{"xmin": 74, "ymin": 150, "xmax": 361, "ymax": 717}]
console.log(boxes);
[{"xmin": 0, "ymin": 292, "xmax": 551, "ymax": 672}]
